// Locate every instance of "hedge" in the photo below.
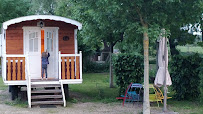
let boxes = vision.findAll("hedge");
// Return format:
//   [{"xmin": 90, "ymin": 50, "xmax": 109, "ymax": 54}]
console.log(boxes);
[
  {"xmin": 170, "ymin": 53, "xmax": 202, "ymax": 100},
  {"xmin": 113, "ymin": 53, "xmax": 144, "ymax": 95}
]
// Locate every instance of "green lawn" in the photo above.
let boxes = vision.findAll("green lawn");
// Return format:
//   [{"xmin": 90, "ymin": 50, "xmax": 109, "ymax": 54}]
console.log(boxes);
[
  {"xmin": 69, "ymin": 73, "xmax": 119, "ymax": 103},
  {"xmin": 1, "ymin": 72, "xmax": 203, "ymax": 113},
  {"xmin": 176, "ymin": 45, "xmax": 203, "ymax": 54},
  {"xmin": 168, "ymin": 100, "xmax": 203, "ymax": 114},
  {"xmin": 69, "ymin": 73, "xmax": 203, "ymax": 113}
]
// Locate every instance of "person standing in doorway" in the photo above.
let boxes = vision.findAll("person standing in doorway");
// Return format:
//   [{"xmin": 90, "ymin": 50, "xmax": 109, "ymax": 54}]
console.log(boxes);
[{"xmin": 41, "ymin": 50, "xmax": 50, "ymax": 80}]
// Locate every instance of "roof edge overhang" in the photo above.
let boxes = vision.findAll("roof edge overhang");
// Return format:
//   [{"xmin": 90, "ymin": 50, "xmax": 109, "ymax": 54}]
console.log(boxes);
[{"xmin": 2, "ymin": 15, "xmax": 82, "ymax": 30}]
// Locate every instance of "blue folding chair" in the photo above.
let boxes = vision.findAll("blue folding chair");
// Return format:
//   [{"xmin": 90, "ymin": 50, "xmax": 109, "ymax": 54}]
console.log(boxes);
[{"xmin": 116, "ymin": 83, "xmax": 143, "ymax": 106}]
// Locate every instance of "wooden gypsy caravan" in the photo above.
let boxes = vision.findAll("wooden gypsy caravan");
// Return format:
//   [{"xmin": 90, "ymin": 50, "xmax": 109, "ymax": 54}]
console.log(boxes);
[{"xmin": 0, "ymin": 15, "xmax": 82, "ymax": 107}]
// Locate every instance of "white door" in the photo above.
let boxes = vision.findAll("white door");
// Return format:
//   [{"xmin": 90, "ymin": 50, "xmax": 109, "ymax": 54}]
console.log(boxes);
[
  {"xmin": 44, "ymin": 29, "xmax": 57, "ymax": 79},
  {"xmin": 26, "ymin": 29, "xmax": 41, "ymax": 79}
]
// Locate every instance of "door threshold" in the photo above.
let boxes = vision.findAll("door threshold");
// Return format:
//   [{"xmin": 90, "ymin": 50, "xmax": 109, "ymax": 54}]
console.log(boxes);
[
  {"xmin": 31, "ymin": 81, "xmax": 60, "ymax": 85},
  {"xmin": 31, "ymin": 79, "xmax": 59, "ymax": 82}
]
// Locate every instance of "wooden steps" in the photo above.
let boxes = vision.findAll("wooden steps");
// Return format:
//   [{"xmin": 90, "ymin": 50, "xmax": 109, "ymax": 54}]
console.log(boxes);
[
  {"xmin": 31, "ymin": 84, "xmax": 64, "ymax": 106},
  {"xmin": 31, "ymin": 90, "xmax": 62, "ymax": 93},
  {"xmin": 31, "ymin": 95, "xmax": 63, "ymax": 99},
  {"xmin": 31, "ymin": 101, "xmax": 64, "ymax": 105}
]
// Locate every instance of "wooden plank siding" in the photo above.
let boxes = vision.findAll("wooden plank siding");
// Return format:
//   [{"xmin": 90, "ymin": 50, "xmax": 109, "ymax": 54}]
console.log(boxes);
[
  {"xmin": 66, "ymin": 57, "xmax": 70, "ymax": 79},
  {"xmin": 6, "ymin": 57, "xmax": 25, "ymax": 81},
  {"xmin": 61, "ymin": 56, "xmax": 80, "ymax": 79},
  {"xmin": 76, "ymin": 56, "xmax": 80, "ymax": 79},
  {"xmin": 71, "ymin": 57, "xmax": 74, "ymax": 79},
  {"xmin": 22, "ymin": 58, "xmax": 25, "ymax": 80},
  {"xmin": 7, "ymin": 58, "xmax": 11, "ymax": 81},
  {"xmin": 12, "ymin": 58, "xmax": 16, "ymax": 81},
  {"xmin": 17, "ymin": 58, "xmax": 21, "ymax": 80},
  {"xmin": 62, "ymin": 57, "xmax": 66, "ymax": 79},
  {"xmin": 6, "ymin": 20, "xmax": 77, "ymax": 54}
]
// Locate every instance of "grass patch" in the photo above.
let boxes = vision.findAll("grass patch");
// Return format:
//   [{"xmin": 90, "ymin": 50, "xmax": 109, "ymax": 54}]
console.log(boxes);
[
  {"xmin": 0, "ymin": 77, "xmax": 27, "ymax": 108},
  {"xmin": 5, "ymin": 98, "xmax": 28, "ymax": 108},
  {"xmin": 168, "ymin": 100, "xmax": 203, "ymax": 114},
  {"xmin": 69, "ymin": 73, "xmax": 119, "ymax": 103},
  {"xmin": 176, "ymin": 45, "xmax": 203, "ymax": 54},
  {"xmin": 0, "ymin": 77, "xmax": 8, "ymax": 90},
  {"xmin": 68, "ymin": 73, "xmax": 203, "ymax": 113}
]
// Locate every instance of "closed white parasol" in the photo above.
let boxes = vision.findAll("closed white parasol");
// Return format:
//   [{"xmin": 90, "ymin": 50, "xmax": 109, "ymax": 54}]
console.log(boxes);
[
  {"xmin": 154, "ymin": 36, "xmax": 172, "ymax": 87},
  {"xmin": 154, "ymin": 30, "xmax": 172, "ymax": 112}
]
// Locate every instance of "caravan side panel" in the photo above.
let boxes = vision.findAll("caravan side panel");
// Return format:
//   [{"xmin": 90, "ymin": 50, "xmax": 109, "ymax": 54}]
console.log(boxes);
[{"xmin": 6, "ymin": 26, "xmax": 24, "ymax": 54}]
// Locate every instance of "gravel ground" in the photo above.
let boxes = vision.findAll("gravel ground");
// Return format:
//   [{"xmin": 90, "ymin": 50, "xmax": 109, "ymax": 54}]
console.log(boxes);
[{"xmin": 0, "ymin": 89, "xmax": 178, "ymax": 114}]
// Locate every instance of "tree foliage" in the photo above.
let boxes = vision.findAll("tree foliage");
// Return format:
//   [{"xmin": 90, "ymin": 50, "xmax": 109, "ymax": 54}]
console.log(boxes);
[
  {"xmin": 62, "ymin": 0, "xmax": 126, "ymax": 51},
  {"xmin": 199, "ymin": 61, "xmax": 203, "ymax": 103},
  {"xmin": 55, "ymin": 0, "xmax": 75, "ymax": 18},
  {"xmin": 55, "ymin": 0, "xmax": 203, "ymax": 54},
  {"xmin": 29, "ymin": 0, "xmax": 56, "ymax": 15},
  {"xmin": 0, "ymin": 0, "xmax": 30, "ymax": 24}
]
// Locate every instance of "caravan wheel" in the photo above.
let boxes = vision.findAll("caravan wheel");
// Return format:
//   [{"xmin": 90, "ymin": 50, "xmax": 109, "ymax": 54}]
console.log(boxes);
[
  {"xmin": 10, "ymin": 85, "xmax": 19, "ymax": 100},
  {"xmin": 63, "ymin": 84, "xmax": 69, "ymax": 99}
]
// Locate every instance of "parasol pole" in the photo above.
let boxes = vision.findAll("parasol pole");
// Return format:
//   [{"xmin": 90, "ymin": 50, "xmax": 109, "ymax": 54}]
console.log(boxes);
[{"xmin": 163, "ymin": 30, "xmax": 168, "ymax": 112}]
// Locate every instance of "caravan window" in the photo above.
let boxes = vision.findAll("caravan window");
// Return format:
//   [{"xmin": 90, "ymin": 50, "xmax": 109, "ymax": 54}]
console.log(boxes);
[
  {"xmin": 29, "ymin": 32, "xmax": 38, "ymax": 52},
  {"xmin": 46, "ymin": 32, "xmax": 53, "ymax": 52}
]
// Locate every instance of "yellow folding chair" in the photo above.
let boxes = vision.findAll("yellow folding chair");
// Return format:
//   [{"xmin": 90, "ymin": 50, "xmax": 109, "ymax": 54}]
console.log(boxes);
[
  {"xmin": 149, "ymin": 84, "xmax": 172, "ymax": 107},
  {"xmin": 154, "ymin": 87, "xmax": 172, "ymax": 104}
]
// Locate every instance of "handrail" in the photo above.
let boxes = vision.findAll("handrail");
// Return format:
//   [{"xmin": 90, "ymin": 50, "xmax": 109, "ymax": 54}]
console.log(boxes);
[
  {"xmin": 60, "ymin": 54, "xmax": 80, "ymax": 57},
  {"xmin": 25, "ymin": 55, "xmax": 31, "ymax": 108},
  {"xmin": 59, "ymin": 51, "xmax": 66, "ymax": 106},
  {"xmin": 60, "ymin": 82, "xmax": 66, "ymax": 107}
]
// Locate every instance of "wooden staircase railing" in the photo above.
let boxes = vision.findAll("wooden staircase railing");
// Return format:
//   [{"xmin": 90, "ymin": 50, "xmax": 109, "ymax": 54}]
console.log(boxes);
[
  {"xmin": 60, "ymin": 82, "xmax": 66, "ymax": 107},
  {"xmin": 59, "ymin": 51, "xmax": 82, "ymax": 80},
  {"xmin": 25, "ymin": 55, "xmax": 31, "ymax": 108}
]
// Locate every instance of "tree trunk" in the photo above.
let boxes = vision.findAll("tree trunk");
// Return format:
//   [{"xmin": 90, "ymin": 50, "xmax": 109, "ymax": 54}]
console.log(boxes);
[
  {"xmin": 156, "ymin": 40, "xmax": 159, "ymax": 72},
  {"xmin": 101, "ymin": 40, "xmax": 110, "ymax": 61},
  {"xmin": 169, "ymin": 38, "xmax": 179, "ymax": 56},
  {"xmin": 109, "ymin": 43, "xmax": 114, "ymax": 88},
  {"xmin": 143, "ymin": 29, "xmax": 150, "ymax": 114},
  {"xmin": 135, "ymin": 5, "xmax": 150, "ymax": 113}
]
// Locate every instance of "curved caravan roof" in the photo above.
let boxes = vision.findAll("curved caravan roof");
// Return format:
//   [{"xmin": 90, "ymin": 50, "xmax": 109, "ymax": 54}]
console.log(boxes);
[{"xmin": 2, "ymin": 15, "xmax": 82, "ymax": 30}]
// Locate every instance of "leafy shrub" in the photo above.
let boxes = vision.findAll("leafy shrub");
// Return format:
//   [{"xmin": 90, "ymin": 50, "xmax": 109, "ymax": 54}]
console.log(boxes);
[
  {"xmin": 170, "ymin": 53, "xmax": 202, "ymax": 100},
  {"xmin": 113, "ymin": 53, "xmax": 144, "ymax": 95},
  {"xmin": 199, "ymin": 61, "xmax": 203, "ymax": 103}
]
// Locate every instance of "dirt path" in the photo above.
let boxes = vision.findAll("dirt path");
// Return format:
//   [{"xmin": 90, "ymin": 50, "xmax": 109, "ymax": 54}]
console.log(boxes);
[{"xmin": 0, "ymin": 89, "xmax": 177, "ymax": 114}]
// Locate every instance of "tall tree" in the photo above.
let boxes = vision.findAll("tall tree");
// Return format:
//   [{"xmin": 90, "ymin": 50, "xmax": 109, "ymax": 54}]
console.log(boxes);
[
  {"xmin": 117, "ymin": 0, "xmax": 202, "ymax": 113},
  {"xmin": 64, "ymin": 0, "xmax": 127, "ymax": 88},
  {"xmin": 56, "ymin": 0, "xmax": 203, "ymax": 112}
]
